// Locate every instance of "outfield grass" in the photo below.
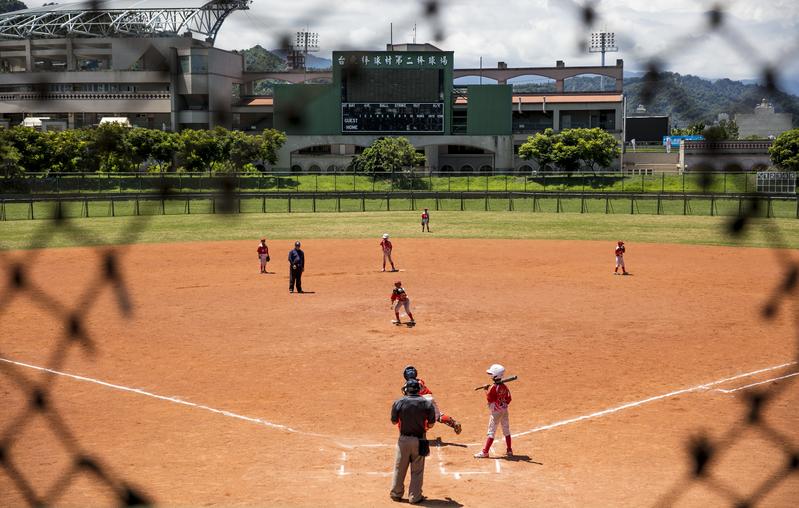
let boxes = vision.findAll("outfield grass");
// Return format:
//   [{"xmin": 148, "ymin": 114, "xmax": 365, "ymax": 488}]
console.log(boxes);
[{"xmin": 1, "ymin": 211, "xmax": 797, "ymax": 250}]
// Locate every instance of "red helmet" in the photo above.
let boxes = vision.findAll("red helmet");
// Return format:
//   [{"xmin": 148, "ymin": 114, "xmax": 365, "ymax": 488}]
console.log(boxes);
[{"xmin": 394, "ymin": 281, "xmax": 402, "ymax": 287}]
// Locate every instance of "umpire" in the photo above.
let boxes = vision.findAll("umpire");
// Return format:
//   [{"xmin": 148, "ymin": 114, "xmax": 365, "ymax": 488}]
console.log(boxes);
[
  {"xmin": 390, "ymin": 378, "xmax": 436, "ymax": 504},
  {"xmin": 288, "ymin": 241, "xmax": 304, "ymax": 293}
]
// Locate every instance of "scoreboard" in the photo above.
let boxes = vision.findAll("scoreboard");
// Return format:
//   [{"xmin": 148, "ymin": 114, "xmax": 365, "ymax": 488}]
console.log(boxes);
[
  {"xmin": 342, "ymin": 103, "xmax": 443, "ymax": 133},
  {"xmin": 335, "ymin": 51, "xmax": 452, "ymax": 134}
]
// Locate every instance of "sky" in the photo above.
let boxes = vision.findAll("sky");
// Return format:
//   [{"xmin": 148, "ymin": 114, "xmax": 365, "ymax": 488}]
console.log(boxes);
[{"xmin": 214, "ymin": 0, "xmax": 799, "ymax": 90}]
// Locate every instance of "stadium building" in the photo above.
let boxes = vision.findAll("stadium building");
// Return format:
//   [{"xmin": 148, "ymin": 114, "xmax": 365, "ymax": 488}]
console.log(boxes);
[{"xmin": 0, "ymin": 2, "xmax": 624, "ymax": 172}]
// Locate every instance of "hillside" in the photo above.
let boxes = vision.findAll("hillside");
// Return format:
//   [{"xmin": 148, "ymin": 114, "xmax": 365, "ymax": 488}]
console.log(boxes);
[
  {"xmin": 624, "ymin": 72, "xmax": 799, "ymax": 127},
  {"xmin": 239, "ymin": 45, "xmax": 286, "ymax": 72},
  {"xmin": 0, "ymin": 0, "xmax": 27, "ymax": 14}
]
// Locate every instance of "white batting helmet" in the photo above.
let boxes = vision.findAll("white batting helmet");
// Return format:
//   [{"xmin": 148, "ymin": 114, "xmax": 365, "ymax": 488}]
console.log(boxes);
[
  {"xmin": 486, "ymin": 364, "xmax": 505, "ymax": 379},
  {"xmin": 383, "ymin": 233, "xmax": 389, "ymax": 239}
]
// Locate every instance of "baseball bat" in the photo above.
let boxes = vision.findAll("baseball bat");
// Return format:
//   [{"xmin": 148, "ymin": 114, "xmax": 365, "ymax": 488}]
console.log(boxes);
[{"xmin": 474, "ymin": 375, "xmax": 518, "ymax": 391}]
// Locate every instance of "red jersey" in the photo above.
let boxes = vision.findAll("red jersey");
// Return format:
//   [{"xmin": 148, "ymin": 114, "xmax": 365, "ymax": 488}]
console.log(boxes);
[
  {"xmin": 391, "ymin": 287, "xmax": 408, "ymax": 302},
  {"xmin": 486, "ymin": 383, "xmax": 512, "ymax": 412},
  {"xmin": 380, "ymin": 239, "xmax": 393, "ymax": 251},
  {"xmin": 615, "ymin": 245, "xmax": 625, "ymax": 256},
  {"xmin": 417, "ymin": 378, "xmax": 432, "ymax": 396},
  {"xmin": 257, "ymin": 244, "xmax": 269, "ymax": 255},
  {"xmin": 421, "ymin": 212, "xmax": 429, "ymax": 222}
]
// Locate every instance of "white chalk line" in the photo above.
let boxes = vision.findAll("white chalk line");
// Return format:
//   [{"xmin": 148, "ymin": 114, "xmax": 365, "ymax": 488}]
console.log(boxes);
[
  {"xmin": 3, "ymin": 356, "xmax": 796, "ymax": 461},
  {"xmin": 475, "ymin": 360, "xmax": 797, "ymax": 445},
  {"xmin": 0, "ymin": 356, "xmax": 368, "ymax": 445},
  {"xmin": 715, "ymin": 371, "xmax": 799, "ymax": 393}
]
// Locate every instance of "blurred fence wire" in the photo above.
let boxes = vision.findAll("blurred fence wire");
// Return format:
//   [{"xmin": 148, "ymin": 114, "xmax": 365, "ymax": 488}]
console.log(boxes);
[{"xmin": 1, "ymin": 0, "xmax": 798, "ymax": 506}]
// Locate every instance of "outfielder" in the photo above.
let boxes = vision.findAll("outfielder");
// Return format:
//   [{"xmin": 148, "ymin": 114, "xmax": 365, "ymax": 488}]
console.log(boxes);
[
  {"xmin": 380, "ymin": 233, "xmax": 397, "ymax": 272},
  {"xmin": 614, "ymin": 241, "xmax": 628, "ymax": 275},
  {"xmin": 474, "ymin": 363, "xmax": 513, "ymax": 458},
  {"xmin": 391, "ymin": 281, "xmax": 415, "ymax": 325},
  {"xmin": 421, "ymin": 208, "xmax": 430, "ymax": 233},
  {"xmin": 403, "ymin": 365, "xmax": 462, "ymax": 434},
  {"xmin": 257, "ymin": 238, "xmax": 270, "ymax": 274}
]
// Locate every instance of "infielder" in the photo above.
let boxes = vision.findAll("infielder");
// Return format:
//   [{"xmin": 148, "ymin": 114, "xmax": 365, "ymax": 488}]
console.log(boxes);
[
  {"xmin": 615, "ymin": 241, "xmax": 628, "ymax": 275},
  {"xmin": 421, "ymin": 208, "xmax": 430, "ymax": 232},
  {"xmin": 257, "ymin": 238, "xmax": 270, "ymax": 274},
  {"xmin": 391, "ymin": 281, "xmax": 415, "ymax": 325},
  {"xmin": 403, "ymin": 365, "xmax": 462, "ymax": 434},
  {"xmin": 474, "ymin": 363, "xmax": 513, "ymax": 458},
  {"xmin": 380, "ymin": 233, "xmax": 397, "ymax": 272}
]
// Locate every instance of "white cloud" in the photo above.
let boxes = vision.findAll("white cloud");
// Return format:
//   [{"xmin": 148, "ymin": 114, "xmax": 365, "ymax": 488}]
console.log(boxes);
[{"xmin": 215, "ymin": 0, "xmax": 799, "ymax": 82}]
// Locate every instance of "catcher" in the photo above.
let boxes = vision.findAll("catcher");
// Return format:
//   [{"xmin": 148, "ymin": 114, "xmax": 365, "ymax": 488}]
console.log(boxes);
[
  {"xmin": 257, "ymin": 238, "xmax": 270, "ymax": 273},
  {"xmin": 403, "ymin": 365, "xmax": 462, "ymax": 435}
]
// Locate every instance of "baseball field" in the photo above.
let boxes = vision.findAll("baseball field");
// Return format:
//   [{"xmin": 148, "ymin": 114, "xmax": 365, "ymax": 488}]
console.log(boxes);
[{"xmin": 1, "ymin": 211, "xmax": 797, "ymax": 506}]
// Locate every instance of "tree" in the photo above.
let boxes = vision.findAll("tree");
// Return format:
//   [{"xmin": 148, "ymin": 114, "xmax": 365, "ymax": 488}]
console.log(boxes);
[
  {"xmin": 125, "ymin": 128, "xmax": 179, "ymax": 171},
  {"xmin": 0, "ymin": 133, "xmax": 22, "ymax": 176},
  {"xmin": 43, "ymin": 129, "xmax": 92, "ymax": 172},
  {"xmin": 0, "ymin": 1, "xmax": 26, "ymax": 15},
  {"xmin": 769, "ymin": 128, "xmax": 799, "ymax": 171},
  {"xmin": 518, "ymin": 128, "xmax": 558, "ymax": 172},
  {"xmin": 560, "ymin": 128, "xmax": 620, "ymax": 173},
  {"xmin": 351, "ymin": 137, "xmax": 425, "ymax": 174},
  {"xmin": 88, "ymin": 123, "xmax": 134, "ymax": 172},
  {"xmin": 702, "ymin": 119, "xmax": 739, "ymax": 141},
  {"xmin": 519, "ymin": 128, "xmax": 619, "ymax": 172},
  {"xmin": 176, "ymin": 128, "xmax": 228, "ymax": 172},
  {"xmin": 1, "ymin": 126, "xmax": 50, "ymax": 173}
]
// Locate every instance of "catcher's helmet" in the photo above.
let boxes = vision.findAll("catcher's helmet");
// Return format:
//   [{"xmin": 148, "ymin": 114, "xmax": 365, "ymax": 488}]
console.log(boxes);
[
  {"xmin": 403, "ymin": 365, "xmax": 418, "ymax": 381},
  {"xmin": 403, "ymin": 378, "xmax": 421, "ymax": 395},
  {"xmin": 487, "ymin": 363, "xmax": 505, "ymax": 379},
  {"xmin": 394, "ymin": 280, "xmax": 402, "ymax": 287}
]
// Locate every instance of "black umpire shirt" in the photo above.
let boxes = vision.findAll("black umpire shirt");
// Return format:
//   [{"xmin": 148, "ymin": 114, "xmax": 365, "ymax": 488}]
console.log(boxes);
[
  {"xmin": 288, "ymin": 248, "xmax": 304, "ymax": 270},
  {"xmin": 391, "ymin": 395, "xmax": 436, "ymax": 438}
]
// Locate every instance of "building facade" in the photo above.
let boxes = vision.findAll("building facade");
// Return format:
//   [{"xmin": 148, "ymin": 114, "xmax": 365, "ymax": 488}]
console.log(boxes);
[{"xmin": 0, "ymin": 2, "xmax": 625, "ymax": 172}]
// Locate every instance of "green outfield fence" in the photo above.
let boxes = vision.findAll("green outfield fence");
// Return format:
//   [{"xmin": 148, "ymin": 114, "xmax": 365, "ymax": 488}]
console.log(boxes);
[
  {"xmin": 1, "ymin": 191, "xmax": 797, "ymax": 221},
  {"xmin": 2, "ymin": 171, "xmax": 795, "ymax": 196}
]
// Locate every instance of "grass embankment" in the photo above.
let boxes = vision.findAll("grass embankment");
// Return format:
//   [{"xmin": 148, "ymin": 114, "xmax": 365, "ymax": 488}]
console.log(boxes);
[
  {"xmin": 1, "ymin": 212, "xmax": 797, "ymax": 250},
  {"xmin": 3, "ymin": 173, "xmax": 762, "ymax": 194}
]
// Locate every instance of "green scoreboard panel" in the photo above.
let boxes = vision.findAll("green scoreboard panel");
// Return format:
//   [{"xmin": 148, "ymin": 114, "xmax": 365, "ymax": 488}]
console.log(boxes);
[{"xmin": 334, "ymin": 51, "xmax": 452, "ymax": 134}]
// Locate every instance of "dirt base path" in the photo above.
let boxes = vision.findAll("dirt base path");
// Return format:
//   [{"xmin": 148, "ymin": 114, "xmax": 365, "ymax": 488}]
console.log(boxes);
[{"xmin": 2, "ymin": 239, "xmax": 797, "ymax": 506}]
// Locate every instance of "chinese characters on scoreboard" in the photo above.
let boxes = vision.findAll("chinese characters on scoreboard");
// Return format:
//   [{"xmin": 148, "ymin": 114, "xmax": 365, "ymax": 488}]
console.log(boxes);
[{"xmin": 336, "ymin": 54, "xmax": 449, "ymax": 68}]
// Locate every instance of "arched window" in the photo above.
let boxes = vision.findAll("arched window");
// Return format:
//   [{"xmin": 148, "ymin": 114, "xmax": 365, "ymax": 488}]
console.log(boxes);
[
  {"xmin": 308, "ymin": 164, "xmax": 321, "ymax": 173},
  {"xmin": 460, "ymin": 164, "xmax": 474, "ymax": 173},
  {"xmin": 290, "ymin": 164, "xmax": 302, "ymax": 173},
  {"xmin": 479, "ymin": 165, "xmax": 492, "ymax": 173},
  {"xmin": 326, "ymin": 165, "xmax": 337, "ymax": 173},
  {"xmin": 519, "ymin": 165, "xmax": 533, "ymax": 173},
  {"xmin": 440, "ymin": 165, "xmax": 454, "ymax": 173}
]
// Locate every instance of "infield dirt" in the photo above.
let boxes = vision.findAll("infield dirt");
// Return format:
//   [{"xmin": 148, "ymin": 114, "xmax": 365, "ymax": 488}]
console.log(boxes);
[{"xmin": 1, "ymin": 239, "xmax": 796, "ymax": 506}]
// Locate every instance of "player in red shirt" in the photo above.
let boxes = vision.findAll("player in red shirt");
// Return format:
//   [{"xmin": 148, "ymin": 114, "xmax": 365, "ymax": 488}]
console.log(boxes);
[
  {"xmin": 614, "ymin": 240, "xmax": 628, "ymax": 275},
  {"xmin": 421, "ymin": 208, "xmax": 430, "ymax": 232},
  {"xmin": 391, "ymin": 281, "xmax": 415, "ymax": 325},
  {"xmin": 474, "ymin": 363, "xmax": 513, "ymax": 458},
  {"xmin": 403, "ymin": 365, "xmax": 462, "ymax": 434},
  {"xmin": 380, "ymin": 233, "xmax": 397, "ymax": 272},
  {"xmin": 257, "ymin": 238, "xmax": 270, "ymax": 274}
]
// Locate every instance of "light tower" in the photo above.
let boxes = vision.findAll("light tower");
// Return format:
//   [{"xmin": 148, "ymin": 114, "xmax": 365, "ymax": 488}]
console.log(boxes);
[
  {"xmin": 289, "ymin": 29, "xmax": 319, "ymax": 82},
  {"xmin": 589, "ymin": 31, "xmax": 618, "ymax": 91}
]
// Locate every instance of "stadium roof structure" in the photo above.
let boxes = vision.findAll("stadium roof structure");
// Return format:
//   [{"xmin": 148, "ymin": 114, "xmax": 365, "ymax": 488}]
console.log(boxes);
[{"xmin": 0, "ymin": 0, "xmax": 250, "ymax": 43}]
